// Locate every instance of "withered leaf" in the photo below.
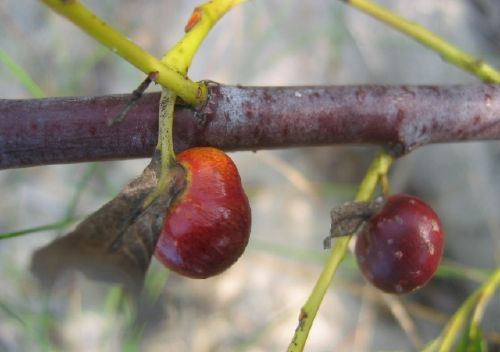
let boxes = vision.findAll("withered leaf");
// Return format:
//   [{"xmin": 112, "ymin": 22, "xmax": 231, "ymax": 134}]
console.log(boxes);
[
  {"xmin": 324, "ymin": 197, "xmax": 384, "ymax": 249},
  {"xmin": 30, "ymin": 154, "xmax": 185, "ymax": 295}
]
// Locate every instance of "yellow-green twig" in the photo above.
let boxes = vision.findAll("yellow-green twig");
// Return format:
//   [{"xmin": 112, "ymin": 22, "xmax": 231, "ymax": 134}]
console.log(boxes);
[
  {"xmin": 39, "ymin": 0, "xmax": 207, "ymax": 104},
  {"xmin": 155, "ymin": 0, "xmax": 245, "ymax": 160},
  {"xmin": 146, "ymin": 0, "xmax": 246, "ymax": 208},
  {"xmin": 157, "ymin": 89, "xmax": 177, "ymax": 170},
  {"xmin": 343, "ymin": 0, "xmax": 500, "ymax": 83},
  {"xmin": 162, "ymin": 0, "xmax": 245, "ymax": 75},
  {"xmin": 155, "ymin": 0, "xmax": 245, "ymax": 159},
  {"xmin": 287, "ymin": 151, "xmax": 394, "ymax": 352}
]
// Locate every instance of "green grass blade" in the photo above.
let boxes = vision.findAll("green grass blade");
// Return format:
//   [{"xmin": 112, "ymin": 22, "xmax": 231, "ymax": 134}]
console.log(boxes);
[
  {"xmin": 64, "ymin": 163, "xmax": 99, "ymax": 220},
  {"xmin": 0, "ymin": 218, "xmax": 79, "ymax": 240},
  {"xmin": 0, "ymin": 300, "xmax": 27, "ymax": 327},
  {"xmin": 0, "ymin": 48, "xmax": 45, "ymax": 98}
]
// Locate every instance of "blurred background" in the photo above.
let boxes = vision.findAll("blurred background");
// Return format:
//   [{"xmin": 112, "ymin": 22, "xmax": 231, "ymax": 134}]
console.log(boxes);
[{"xmin": 1, "ymin": 0, "xmax": 499, "ymax": 351}]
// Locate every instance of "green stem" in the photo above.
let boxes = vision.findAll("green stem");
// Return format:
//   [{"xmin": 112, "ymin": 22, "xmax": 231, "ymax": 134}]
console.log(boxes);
[
  {"xmin": 467, "ymin": 272, "xmax": 498, "ymax": 346},
  {"xmin": 421, "ymin": 268, "xmax": 500, "ymax": 352},
  {"xmin": 157, "ymin": 0, "xmax": 245, "ymax": 165},
  {"xmin": 465, "ymin": 299, "xmax": 490, "ymax": 348},
  {"xmin": 64, "ymin": 163, "xmax": 99, "ymax": 220},
  {"xmin": 287, "ymin": 151, "xmax": 393, "ymax": 352},
  {"xmin": 157, "ymin": 89, "xmax": 177, "ymax": 170},
  {"xmin": 142, "ymin": 0, "xmax": 245, "ymax": 209},
  {"xmin": 343, "ymin": 0, "xmax": 500, "ymax": 83},
  {"xmin": 438, "ymin": 268, "xmax": 500, "ymax": 352},
  {"xmin": 161, "ymin": 0, "xmax": 246, "ymax": 74},
  {"xmin": 157, "ymin": 0, "xmax": 245, "ymax": 163},
  {"xmin": 39, "ymin": 0, "xmax": 207, "ymax": 104},
  {"xmin": 0, "ymin": 219, "xmax": 78, "ymax": 240},
  {"xmin": 142, "ymin": 88, "xmax": 178, "ymax": 210}
]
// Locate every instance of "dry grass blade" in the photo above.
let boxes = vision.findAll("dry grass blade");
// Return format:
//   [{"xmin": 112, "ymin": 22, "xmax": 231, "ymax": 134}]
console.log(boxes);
[
  {"xmin": 30, "ymin": 154, "xmax": 185, "ymax": 295},
  {"xmin": 380, "ymin": 292, "xmax": 424, "ymax": 350}
]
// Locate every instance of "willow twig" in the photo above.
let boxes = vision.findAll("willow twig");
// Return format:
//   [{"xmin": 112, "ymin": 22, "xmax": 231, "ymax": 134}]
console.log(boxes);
[
  {"xmin": 287, "ymin": 152, "xmax": 393, "ymax": 352},
  {"xmin": 39, "ymin": 0, "xmax": 207, "ymax": 104},
  {"xmin": 341, "ymin": 0, "xmax": 500, "ymax": 83}
]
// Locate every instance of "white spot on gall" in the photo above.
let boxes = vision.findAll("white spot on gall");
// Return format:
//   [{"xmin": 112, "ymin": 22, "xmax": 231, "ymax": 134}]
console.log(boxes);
[
  {"xmin": 217, "ymin": 236, "xmax": 229, "ymax": 248},
  {"xmin": 431, "ymin": 220, "xmax": 440, "ymax": 232},
  {"xmin": 421, "ymin": 230, "xmax": 435, "ymax": 255}
]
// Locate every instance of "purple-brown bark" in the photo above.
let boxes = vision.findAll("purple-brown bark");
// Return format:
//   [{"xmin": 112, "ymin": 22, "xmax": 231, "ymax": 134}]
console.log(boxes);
[{"xmin": 2, "ymin": 84, "xmax": 500, "ymax": 169}]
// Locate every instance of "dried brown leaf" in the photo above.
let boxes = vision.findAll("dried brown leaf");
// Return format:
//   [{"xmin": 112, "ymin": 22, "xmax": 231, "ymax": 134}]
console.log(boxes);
[
  {"xmin": 324, "ymin": 197, "xmax": 384, "ymax": 249},
  {"xmin": 30, "ymin": 154, "xmax": 185, "ymax": 295}
]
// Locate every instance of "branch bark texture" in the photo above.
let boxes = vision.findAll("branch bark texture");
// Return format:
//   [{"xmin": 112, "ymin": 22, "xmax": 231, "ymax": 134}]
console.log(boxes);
[{"xmin": 1, "ymin": 84, "xmax": 500, "ymax": 169}]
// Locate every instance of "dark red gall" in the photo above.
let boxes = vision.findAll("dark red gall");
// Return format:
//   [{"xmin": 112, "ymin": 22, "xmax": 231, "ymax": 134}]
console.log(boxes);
[{"xmin": 355, "ymin": 194, "xmax": 444, "ymax": 294}]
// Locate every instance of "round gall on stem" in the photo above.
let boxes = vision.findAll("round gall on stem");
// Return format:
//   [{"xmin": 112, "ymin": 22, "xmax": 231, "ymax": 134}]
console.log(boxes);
[
  {"xmin": 155, "ymin": 147, "xmax": 251, "ymax": 278},
  {"xmin": 355, "ymin": 194, "xmax": 444, "ymax": 294}
]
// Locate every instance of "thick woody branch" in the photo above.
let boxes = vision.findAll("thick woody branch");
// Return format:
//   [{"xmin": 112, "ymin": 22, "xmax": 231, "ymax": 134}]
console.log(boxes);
[{"xmin": 1, "ymin": 84, "xmax": 500, "ymax": 169}]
